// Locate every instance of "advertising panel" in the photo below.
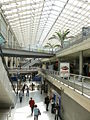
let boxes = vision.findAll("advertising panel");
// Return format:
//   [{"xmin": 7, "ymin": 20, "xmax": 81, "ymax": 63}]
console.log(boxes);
[
  {"xmin": 48, "ymin": 65, "xmax": 53, "ymax": 70},
  {"xmin": 60, "ymin": 62, "xmax": 70, "ymax": 78}
]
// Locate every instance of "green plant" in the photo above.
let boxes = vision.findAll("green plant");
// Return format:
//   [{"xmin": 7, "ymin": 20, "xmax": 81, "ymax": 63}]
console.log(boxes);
[
  {"xmin": 44, "ymin": 43, "xmax": 60, "ymax": 52},
  {"xmin": 49, "ymin": 29, "xmax": 70, "ymax": 48}
]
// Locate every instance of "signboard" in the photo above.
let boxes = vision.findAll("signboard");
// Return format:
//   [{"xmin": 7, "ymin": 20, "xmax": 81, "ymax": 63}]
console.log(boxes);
[
  {"xmin": 82, "ymin": 27, "xmax": 89, "ymax": 36},
  {"xmin": 48, "ymin": 65, "xmax": 53, "ymax": 70},
  {"xmin": 60, "ymin": 62, "xmax": 70, "ymax": 78}
]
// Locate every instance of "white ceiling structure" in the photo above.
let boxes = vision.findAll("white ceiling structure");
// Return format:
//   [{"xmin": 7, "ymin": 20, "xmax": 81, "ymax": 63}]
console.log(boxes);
[{"xmin": 0, "ymin": 0, "xmax": 90, "ymax": 48}]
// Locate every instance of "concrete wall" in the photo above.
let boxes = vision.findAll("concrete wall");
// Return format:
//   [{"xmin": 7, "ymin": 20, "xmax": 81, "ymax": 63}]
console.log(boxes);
[
  {"xmin": 0, "ymin": 57, "xmax": 16, "ymax": 108},
  {"xmin": 40, "ymin": 70, "xmax": 90, "ymax": 120},
  {"xmin": 61, "ymin": 92, "xmax": 90, "ymax": 120}
]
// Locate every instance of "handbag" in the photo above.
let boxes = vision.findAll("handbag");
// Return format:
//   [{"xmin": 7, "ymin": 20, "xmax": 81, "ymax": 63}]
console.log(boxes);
[{"xmin": 38, "ymin": 109, "xmax": 41, "ymax": 115}]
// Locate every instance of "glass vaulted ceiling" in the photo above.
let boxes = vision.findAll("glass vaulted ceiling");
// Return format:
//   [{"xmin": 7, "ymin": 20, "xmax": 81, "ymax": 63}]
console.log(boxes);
[{"xmin": 0, "ymin": 0, "xmax": 90, "ymax": 47}]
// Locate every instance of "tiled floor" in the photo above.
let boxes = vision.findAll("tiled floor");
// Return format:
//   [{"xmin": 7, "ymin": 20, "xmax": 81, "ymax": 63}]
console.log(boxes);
[{"xmin": 12, "ymin": 89, "xmax": 55, "ymax": 120}]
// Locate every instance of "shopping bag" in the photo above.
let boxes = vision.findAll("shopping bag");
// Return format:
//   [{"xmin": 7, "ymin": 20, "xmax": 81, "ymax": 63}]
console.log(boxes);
[{"xmin": 38, "ymin": 109, "xmax": 41, "ymax": 115}]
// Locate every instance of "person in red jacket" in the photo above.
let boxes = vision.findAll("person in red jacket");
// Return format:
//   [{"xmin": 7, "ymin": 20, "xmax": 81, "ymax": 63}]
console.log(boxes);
[{"xmin": 29, "ymin": 97, "xmax": 35, "ymax": 115}]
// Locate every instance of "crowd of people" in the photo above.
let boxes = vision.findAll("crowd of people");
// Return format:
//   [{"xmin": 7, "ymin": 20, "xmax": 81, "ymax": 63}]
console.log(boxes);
[
  {"xmin": 29, "ymin": 97, "xmax": 41, "ymax": 120},
  {"xmin": 44, "ymin": 96, "xmax": 60, "ymax": 120},
  {"xmin": 19, "ymin": 84, "xmax": 29, "ymax": 103},
  {"xmin": 18, "ymin": 79, "xmax": 60, "ymax": 120},
  {"xmin": 28, "ymin": 96, "xmax": 60, "ymax": 120}
]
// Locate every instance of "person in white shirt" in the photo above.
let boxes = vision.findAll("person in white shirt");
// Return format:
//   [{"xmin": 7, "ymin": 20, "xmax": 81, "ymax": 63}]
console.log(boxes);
[{"xmin": 19, "ymin": 90, "xmax": 23, "ymax": 103}]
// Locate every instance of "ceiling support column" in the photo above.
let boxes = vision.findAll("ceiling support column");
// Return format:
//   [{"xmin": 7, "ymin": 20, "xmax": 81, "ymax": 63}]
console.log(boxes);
[{"xmin": 79, "ymin": 51, "xmax": 83, "ymax": 75}]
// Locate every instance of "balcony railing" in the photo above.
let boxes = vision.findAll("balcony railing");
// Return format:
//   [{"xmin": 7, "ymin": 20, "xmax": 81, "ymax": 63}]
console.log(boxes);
[
  {"xmin": 55, "ymin": 32, "xmax": 90, "ymax": 53},
  {"xmin": 41, "ymin": 69, "xmax": 90, "ymax": 98},
  {"xmin": 2, "ymin": 43, "xmax": 54, "ymax": 54}
]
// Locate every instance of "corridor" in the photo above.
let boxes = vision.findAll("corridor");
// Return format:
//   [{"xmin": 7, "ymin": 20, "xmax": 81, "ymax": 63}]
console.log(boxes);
[{"xmin": 12, "ymin": 89, "xmax": 55, "ymax": 120}]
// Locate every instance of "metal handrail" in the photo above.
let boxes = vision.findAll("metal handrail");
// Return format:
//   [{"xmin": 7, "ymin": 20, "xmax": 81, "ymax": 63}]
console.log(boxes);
[
  {"xmin": 41, "ymin": 69, "xmax": 90, "ymax": 97},
  {"xmin": 56, "ymin": 33, "xmax": 90, "ymax": 53},
  {"xmin": 0, "ymin": 46, "xmax": 16, "ymax": 93},
  {"xmin": 2, "ymin": 43, "xmax": 54, "ymax": 54}
]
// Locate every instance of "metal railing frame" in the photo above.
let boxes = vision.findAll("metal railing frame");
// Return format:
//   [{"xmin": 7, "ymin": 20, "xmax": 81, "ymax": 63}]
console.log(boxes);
[
  {"xmin": 2, "ymin": 43, "xmax": 54, "ymax": 54},
  {"xmin": 41, "ymin": 69, "xmax": 90, "ymax": 97},
  {"xmin": 56, "ymin": 33, "xmax": 90, "ymax": 53}
]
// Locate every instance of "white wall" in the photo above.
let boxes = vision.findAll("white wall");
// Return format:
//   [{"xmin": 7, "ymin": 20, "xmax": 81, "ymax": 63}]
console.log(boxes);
[
  {"xmin": 0, "ymin": 57, "xmax": 16, "ymax": 108},
  {"xmin": 61, "ymin": 92, "xmax": 90, "ymax": 120}
]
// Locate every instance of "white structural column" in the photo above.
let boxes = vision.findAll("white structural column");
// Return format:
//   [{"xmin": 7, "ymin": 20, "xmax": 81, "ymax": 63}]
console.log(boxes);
[
  {"xmin": 14, "ymin": 39, "xmax": 17, "ymax": 67},
  {"xmin": 10, "ymin": 34, "xmax": 14, "ymax": 68},
  {"xmin": 14, "ymin": 57, "xmax": 17, "ymax": 68},
  {"xmin": 42, "ymin": 63, "xmax": 46, "ymax": 69},
  {"xmin": 5, "ymin": 25, "xmax": 9, "ymax": 66},
  {"xmin": 79, "ymin": 51, "xmax": 83, "ymax": 75},
  {"xmin": 10, "ymin": 57, "xmax": 13, "ymax": 68},
  {"xmin": 16, "ymin": 57, "xmax": 20, "ymax": 67}
]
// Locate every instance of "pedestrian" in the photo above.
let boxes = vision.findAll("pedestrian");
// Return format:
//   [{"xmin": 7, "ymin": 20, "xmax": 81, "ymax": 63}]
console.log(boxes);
[
  {"xmin": 26, "ymin": 86, "xmax": 29, "ymax": 96},
  {"xmin": 51, "ymin": 97, "xmax": 55, "ymax": 113},
  {"xmin": 54, "ymin": 103, "xmax": 59, "ymax": 120},
  {"xmin": 32, "ymin": 83, "xmax": 34, "ymax": 91},
  {"xmin": 29, "ymin": 75, "xmax": 31, "ymax": 83},
  {"xmin": 29, "ymin": 97, "xmax": 35, "ymax": 115},
  {"xmin": 22, "ymin": 84, "xmax": 26, "ymax": 95},
  {"xmin": 44, "ymin": 96, "xmax": 50, "ymax": 111},
  {"xmin": 19, "ymin": 90, "xmax": 23, "ymax": 103},
  {"xmin": 34, "ymin": 105, "xmax": 41, "ymax": 120}
]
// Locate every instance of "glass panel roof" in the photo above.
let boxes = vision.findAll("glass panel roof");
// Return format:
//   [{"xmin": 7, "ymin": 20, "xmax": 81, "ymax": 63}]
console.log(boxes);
[{"xmin": 0, "ymin": 0, "xmax": 90, "ymax": 47}]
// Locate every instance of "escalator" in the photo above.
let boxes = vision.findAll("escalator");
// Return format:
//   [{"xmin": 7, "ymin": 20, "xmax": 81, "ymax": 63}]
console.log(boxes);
[{"xmin": 22, "ymin": 58, "xmax": 41, "ymax": 68}]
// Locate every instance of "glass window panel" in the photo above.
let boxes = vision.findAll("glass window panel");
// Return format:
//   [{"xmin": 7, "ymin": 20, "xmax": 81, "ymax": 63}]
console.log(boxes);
[{"xmin": 0, "ymin": 0, "xmax": 90, "ymax": 47}]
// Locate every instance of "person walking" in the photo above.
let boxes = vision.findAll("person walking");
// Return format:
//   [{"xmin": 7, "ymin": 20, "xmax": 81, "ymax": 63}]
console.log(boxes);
[
  {"xmin": 29, "ymin": 97, "xmax": 35, "ymax": 115},
  {"xmin": 51, "ymin": 97, "xmax": 55, "ymax": 113},
  {"xmin": 54, "ymin": 103, "xmax": 59, "ymax": 120},
  {"xmin": 19, "ymin": 90, "xmax": 23, "ymax": 103},
  {"xmin": 26, "ymin": 86, "xmax": 29, "ymax": 96},
  {"xmin": 29, "ymin": 75, "xmax": 31, "ymax": 83},
  {"xmin": 22, "ymin": 84, "xmax": 26, "ymax": 95},
  {"xmin": 45, "ymin": 96, "xmax": 50, "ymax": 111},
  {"xmin": 34, "ymin": 105, "xmax": 41, "ymax": 120}
]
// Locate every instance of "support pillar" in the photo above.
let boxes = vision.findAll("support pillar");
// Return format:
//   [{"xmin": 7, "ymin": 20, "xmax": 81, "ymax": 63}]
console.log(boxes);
[
  {"xmin": 58, "ymin": 58, "xmax": 60, "ymax": 71},
  {"xmin": 41, "ymin": 76, "xmax": 44, "ymax": 94},
  {"xmin": 79, "ymin": 51, "xmax": 83, "ymax": 75},
  {"xmin": 14, "ymin": 57, "xmax": 17, "ymax": 68},
  {"xmin": 5, "ymin": 57, "xmax": 8, "ymax": 66},
  {"xmin": 10, "ymin": 57, "xmax": 13, "ymax": 68},
  {"xmin": 6, "ymin": 25, "xmax": 9, "ymax": 67}
]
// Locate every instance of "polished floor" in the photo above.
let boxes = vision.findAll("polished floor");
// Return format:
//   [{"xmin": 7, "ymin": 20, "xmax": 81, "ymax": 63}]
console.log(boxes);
[{"xmin": 12, "ymin": 88, "xmax": 55, "ymax": 120}]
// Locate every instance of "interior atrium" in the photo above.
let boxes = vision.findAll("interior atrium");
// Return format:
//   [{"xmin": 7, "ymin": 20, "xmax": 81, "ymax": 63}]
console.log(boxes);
[{"xmin": 0, "ymin": 0, "xmax": 90, "ymax": 120}]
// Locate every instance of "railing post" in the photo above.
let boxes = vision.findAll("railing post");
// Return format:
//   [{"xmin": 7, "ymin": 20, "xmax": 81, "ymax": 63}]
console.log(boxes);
[
  {"xmin": 7, "ymin": 114, "xmax": 9, "ymax": 120},
  {"xmin": 53, "ymin": 70, "xmax": 55, "ymax": 79},
  {"xmin": 68, "ymin": 74, "xmax": 70, "ymax": 87},
  {"xmin": 74, "ymin": 75, "xmax": 76, "ymax": 91},
  {"xmin": 9, "ymin": 106, "xmax": 11, "ymax": 117},
  {"xmin": 82, "ymin": 77, "xmax": 84, "ymax": 95}
]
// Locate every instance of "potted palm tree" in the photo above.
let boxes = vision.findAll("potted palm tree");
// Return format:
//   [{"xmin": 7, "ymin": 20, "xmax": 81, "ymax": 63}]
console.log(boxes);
[
  {"xmin": 44, "ymin": 43, "xmax": 60, "ymax": 53},
  {"xmin": 49, "ymin": 29, "xmax": 70, "ymax": 48}
]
